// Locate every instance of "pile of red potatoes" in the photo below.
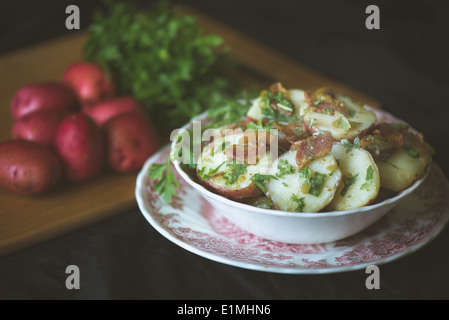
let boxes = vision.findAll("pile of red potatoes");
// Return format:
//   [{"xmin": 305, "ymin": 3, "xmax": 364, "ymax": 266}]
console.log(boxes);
[{"xmin": 0, "ymin": 61, "xmax": 160, "ymax": 196}]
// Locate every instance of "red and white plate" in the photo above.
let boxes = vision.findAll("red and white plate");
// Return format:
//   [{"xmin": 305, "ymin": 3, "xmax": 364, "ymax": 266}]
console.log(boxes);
[{"xmin": 136, "ymin": 146, "xmax": 449, "ymax": 274}]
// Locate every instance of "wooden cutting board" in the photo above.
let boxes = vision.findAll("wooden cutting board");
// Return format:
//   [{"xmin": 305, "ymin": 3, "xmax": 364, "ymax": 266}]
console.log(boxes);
[{"xmin": 0, "ymin": 6, "xmax": 380, "ymax": 257}]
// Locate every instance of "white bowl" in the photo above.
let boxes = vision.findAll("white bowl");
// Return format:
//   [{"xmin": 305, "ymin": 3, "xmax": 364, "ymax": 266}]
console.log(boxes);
[{"xmin": 171, "ymin": 111, "xmax": 430, "ymax": 244}]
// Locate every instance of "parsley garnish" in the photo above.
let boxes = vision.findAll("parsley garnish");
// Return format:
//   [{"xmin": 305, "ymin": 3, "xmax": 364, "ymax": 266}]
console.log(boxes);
[
  {"xmin": 207, "ymin": 97, "xmax": 252, "ymax": 129},
  {"xmin": 246, "ymin": 119, "xmax": 272, "ymax": 132},
  {"xmin": 148, "ymin": 157, "xmax": 180, "ymax": 203},
  {"xmin": 290, "ymin": 194, "xmax": 306, "ymax": 212},
  {"xmin": 309, "ymin": 172, "xmax": 327, "ymax": 197},
  {"xmin": 298, "ymin": 167, "xmax": 327, "ymax": 197},
  {"xmin": 360, "ymin": 165, "xmax": 373, "ymax": 190},
  {"xmin": 340, "ymin": 174, "xmax": 359, "ymax": 197},
  {"xmin": 333, "ymin": 111, "xmax": 351, "ymax": 131},
  {"xmin": 312, "ymin": 93, "xmax": 323, "ymax": 106},
  {"xmin": 341, "ymin": 137, "xmax": 360, "ymax": 153},
  {"xmin": 198, "ymin": 162, "xmax": 225, "ymax": 180},
  {"xmin": 298, "ymin": 167, "xmax": 312, "ymax": 183},
  {"xmin": 262, "ymin": 90, "xmax": 295, "ymax": 113},
  {"xmin": 84, "ymin": 0, "xmax": 236, "ymax": 130},
  {"xmin": 404, "ymin": 144, "xmax": 420, "ymax": 159},
  {"xmin": 259, "ymin": 91, "xmax": 297, "ymax": 124},
  {"xmin": 223, "ymin": 162, "xmax": 247, "ymax": 186},
  {"xmin": 276, "ymin": 159, "xmax": 295, "ymax": 178},
  {"xmin": 251, "ymin": 174, "xmax": 277, "ymax": 193}
]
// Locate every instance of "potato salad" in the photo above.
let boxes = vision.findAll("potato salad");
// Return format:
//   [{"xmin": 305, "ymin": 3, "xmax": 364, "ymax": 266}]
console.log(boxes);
[{"xmin": 195, "ymin": 83, "xmax": 434, "ymax": 212}]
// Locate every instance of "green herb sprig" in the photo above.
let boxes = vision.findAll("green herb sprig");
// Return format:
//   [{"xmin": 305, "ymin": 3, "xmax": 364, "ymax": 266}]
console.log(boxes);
[
  {"xmin": 84, "ymin": 0, "xmax": 236, "ymax": 130},
  {"xmin": 148, "ymin": 157, "xmax": 180, "ymax": 203},
  {"xmin": 251, "ymin": 174, "xmax": 277, "ymax": 193}
]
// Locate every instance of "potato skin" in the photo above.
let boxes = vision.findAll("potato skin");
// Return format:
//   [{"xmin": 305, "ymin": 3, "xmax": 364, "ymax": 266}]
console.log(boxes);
[
  {"xmin": 11, "ymin": 109, "xmax": 69, "ymax": 147},
  {"xmin": 0, "ymin": 140, "xmax": 63, "ymax": 195},
  {"xmin": 83, "ymin": 96, "xmax": 143, "ymax": 127},
  {"xmin": 54, "ymin": 113, "xmax": 105, "ymax": 182},
  {"xmin": 62, "ymin": 61, "xmax": 115, "ymax": 107},
  {"xmin": 199, "ymin": 176, "xmax": 262, "ymax": 201},
  {"xmin": 10, "ymin": 82, "xmax": 80, "ymax": 120},
  {"xmin": 103, "ymin": 112, "xmax": 159, "ymax": 172}
]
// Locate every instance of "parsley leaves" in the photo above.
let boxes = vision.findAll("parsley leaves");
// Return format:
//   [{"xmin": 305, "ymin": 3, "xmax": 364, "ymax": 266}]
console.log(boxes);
[
  {"xmin": 276, "ymin": 159, "xmax": 295, "ymax": 178},
  {"xmin": 340, "ymin": 174, "xmax": 359, "ymax": 197},
  {"xmin": 333, "ymin": 111, "xmax": 351, "ymax": 131},
  {"xmin": 251, "ymin": 174, "xmax": 277, "ymax": 193},
  {"xmin": 360, "ymin": 165, "xmax": 374, "ymax": 190},
  {"xmin": 148, "ymin": 157, "xmax": 180, "ymax": 203},
  {"xmin": 223, "ymin": 162, "xmax": 247, "ymax": 186},
  {"xmin": 341, "ymin": 137, "xmax": 360, "ymax": 153},
  {"xmin": 290, "ymin": 194, "xmax": 306, "ymax": 212},
  {"xmin": 84, "ymin": 0, "xmax": 236, "ymax": 130}
]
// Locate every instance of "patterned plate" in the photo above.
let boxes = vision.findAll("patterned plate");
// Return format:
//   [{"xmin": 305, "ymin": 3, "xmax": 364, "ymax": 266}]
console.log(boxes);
[{"xmin": 136, "ymin": 146, "xmax": 449, "ymax": 274}]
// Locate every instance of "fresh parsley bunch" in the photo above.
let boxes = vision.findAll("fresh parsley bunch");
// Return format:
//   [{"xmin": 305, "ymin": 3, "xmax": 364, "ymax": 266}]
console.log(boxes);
[{"xmin": 83, "ymin": 0, "xmax": 235, "ymax": 130}]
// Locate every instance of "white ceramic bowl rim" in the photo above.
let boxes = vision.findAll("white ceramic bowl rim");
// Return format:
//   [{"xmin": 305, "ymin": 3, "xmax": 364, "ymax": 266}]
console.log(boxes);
[{"xmin": 171, "ymin": 111, "xmax": 430, "ymax": 219}]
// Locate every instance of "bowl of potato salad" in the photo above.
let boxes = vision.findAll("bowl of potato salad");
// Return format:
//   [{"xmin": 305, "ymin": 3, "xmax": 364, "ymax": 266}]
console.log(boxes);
[{"xmin": 171, "ymin": 83, "xmax": 434, "ymax": 244}]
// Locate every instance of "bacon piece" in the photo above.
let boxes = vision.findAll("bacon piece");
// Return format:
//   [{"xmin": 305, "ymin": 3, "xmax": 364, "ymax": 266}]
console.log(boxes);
[
  {"xmin": 269, "ymin": 82, "xmax": 288, "ymax": 95},
  {"xmin": 405, "ymin": 131, "xmax": 435, "ymax": 157},
  {"xmin": 360, "ymin": 124, "xmax": 435, "ymax": 160},
  {"xmin": 305, "ymin": 88, "xmax": 347, "ymax": 115},
  {"xmin": 359, "ymin": 135, "xmax": 396, "ymax": 160},
  {"xmin": 225, "ymin": 131, "xmax": 275, "ymax": 165},
  {"xmin": 273, "ymin": 121, "xmax": 309, "ymax": 144},
  {"xmin": 291, "ymin": 132, "xmax": 332, "ymax": 169},
  {"xmin": 374, "ymin": 122, "xmax": 408, "ymax": 149},
  {"xmin": 359, "ymin": 122, "xmax": 410, "ymax": 160}
]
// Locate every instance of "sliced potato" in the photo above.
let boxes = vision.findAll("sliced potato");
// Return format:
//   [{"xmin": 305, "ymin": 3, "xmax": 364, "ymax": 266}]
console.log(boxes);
[
  {"xmin": 299, "ymin": 94, "xmax": 377, "ymax": 140},
  {"xmin": 289, "ymin": 89, "xmax": 308, "ymax": 118},
  {"xmin": 196, "ymin": 134, "xmax": 272, "ymax": 200},
  {"xmin": 327, "ymin": 142, "xmax": 380, "ymax": 211},
  {"xmin": 246, "ymin": 96, "xmax": 263, "ymax": 121},
  {"xmin": 246, "ymin": 89, "xmax": 307, "ymax": 122},
  {"xmin": 265, "ymin": 150, "xmax": 342, "ymax": 212},
  {"xmin": 376, "ymin": 147, "xmax": 431, "ymax": 192}
]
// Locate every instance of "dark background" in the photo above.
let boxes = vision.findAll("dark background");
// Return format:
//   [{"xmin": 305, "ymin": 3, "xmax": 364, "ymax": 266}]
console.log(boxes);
[{"xmin": 0, "ymin": 0, "xmax": 448, "ymax": 300}]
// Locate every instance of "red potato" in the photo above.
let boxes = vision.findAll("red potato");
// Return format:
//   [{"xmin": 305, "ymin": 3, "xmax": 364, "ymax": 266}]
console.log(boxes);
[
  {"xmin": 10, "ymin": 82, "xmax": 80, "ymax": 120},
  {"xmin": 54, "ymin": 113, "xmax": 105, "ymax": 183},
  {"xmin": 0, "ymin": 140, "xmax": 63, "ymax": 196},
  {"xmin": 103, "ymin": 112, "xmax": 159, "ymax": 172},
  {"xmin": 11, "ymin": 109, "xmax": 69, "ymax": 147},
  {"xmin": 83, "ymin": 96, "xmax": 144, "ymax": 127},
  {"xmin": 62, "ymin": 61, "xmax": 115, "ymax": 107}
]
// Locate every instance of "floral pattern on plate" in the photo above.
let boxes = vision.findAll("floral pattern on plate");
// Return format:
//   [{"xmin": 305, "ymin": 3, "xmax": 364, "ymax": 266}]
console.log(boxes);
[{"xmin": 136, "ymin": 147, "xmax": 449, "ymax": 274}]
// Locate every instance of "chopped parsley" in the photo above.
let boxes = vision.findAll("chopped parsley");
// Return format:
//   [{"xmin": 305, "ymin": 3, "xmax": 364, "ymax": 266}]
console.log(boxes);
[
  {"xmin": 259, "ymin": 91, "xmax": 297, "ymax": 124},
  {"xmin": 312, "ymin": 93, "xmax": 323, "ymax": 106},
  {"xmin": 290, "ymin": 194, "xmax": 306, "ymax": 212},
  {"xmin": 262, "ymin": 90, "xmax": 295, "ymax": 113},
  {"xmin": 340, "ymin": 174, "xmax": 359, "ymax": 197},
  {"xmin": 298, "ymin": 167, "xmax": 312, "ymax": 182},
  {"xmin": 341, "ymin": 137, "xmax": 360, "ymax": 153},
  {"xmin": 198, "ymin": 161, "xmax": 225, "ymax": 180},
  {"xmin": 223, "ymin": 162, "xmax": 247, "ymax": 186},
  {"xmin": 333, "ymin": 111, "xmax": 351, "ymax": 131},
  {"xmin": 250, "ymin": 174, "xmax": 277, "ymax": 193},
  {"xmin": 308, "ymin": 172, "xmax": 327, "ymax": 197},
  {"xmin": 276, "ymin": 159, "xmax": 295, "ymax": 178},
  {"xmin": 246, "ymin": 119, "xmax": 272, "ymax": 132},
  {"xmin": 404, "ymin": 144, "xmax": 420, "ymax": 159},
  {"xmin": 360, "ymin": 165, "xmax": 374, "ymax": 190},
  {"xmin": 298, "ymin": 167, "xmax": 327, "ymax": 197}
]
